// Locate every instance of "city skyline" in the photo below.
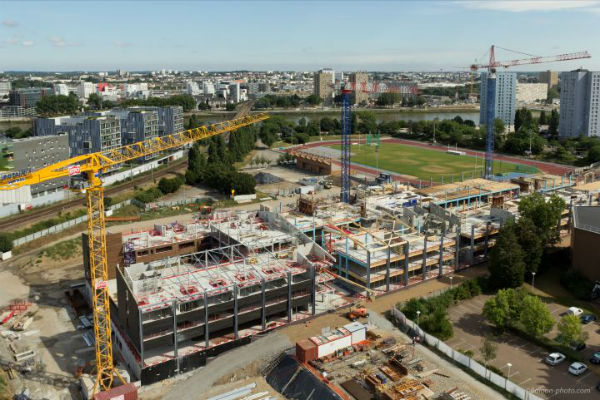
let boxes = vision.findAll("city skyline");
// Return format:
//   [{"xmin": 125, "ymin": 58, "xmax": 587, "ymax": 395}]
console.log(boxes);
[{"xmin": 1, "ymin": 0, "xmax": 599, "ymax": 71}]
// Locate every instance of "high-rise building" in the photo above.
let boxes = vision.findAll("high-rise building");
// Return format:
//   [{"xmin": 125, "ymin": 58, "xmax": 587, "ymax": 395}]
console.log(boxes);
[
  {"xmin": 186, "ymin": 81, "xmax": 200, "ymax": 95},
  {"xmin": 9, "ymin": 88, "xmax": 52, "ymax": 107},
  {"xmin": 12, "ymin": 134, "xmax": 70, "ymax": 196},
  {"xmin": 313, "ymin": 68, "xmax": 335, "ymax": 104},
  {"xmin": 349, "ymin": 72, "xmax": 369, "ymax": 105},
  {"xmin": 479, "ymin": 71, "xmax": 517, "ymax": 128},
  {"xmin": 77, "ymin": 82, "xmax": 96, "ymax": 100},
  {"xmin": 229, "ymin": 82, "xmax": 241, "ymax": 103},
  {"xmin": 539, "ymin": 70, "xmax": 559, "ymax": 88},
  {"xmin": 53, "ymin": 83, "xmax": 70, "ymax": 96},
  {"xmin": 558, "ymin": 70, "xmax": 600, "ymax": 138}
]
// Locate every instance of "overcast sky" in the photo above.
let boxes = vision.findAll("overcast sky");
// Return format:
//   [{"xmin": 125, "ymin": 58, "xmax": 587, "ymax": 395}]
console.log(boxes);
[{"xmin": 1, "ymin": 0, "xmax": 598, "ymax": 71}]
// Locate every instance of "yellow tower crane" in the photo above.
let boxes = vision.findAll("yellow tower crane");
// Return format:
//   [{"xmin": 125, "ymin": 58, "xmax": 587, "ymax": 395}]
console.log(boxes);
[{"xmin": 0, "ymin": 112, "xmax": 268, "ymax": 395}]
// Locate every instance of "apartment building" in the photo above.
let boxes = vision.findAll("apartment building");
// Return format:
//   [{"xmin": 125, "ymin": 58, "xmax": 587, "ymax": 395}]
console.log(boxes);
[
  {"xmin": 479, "ymin": 71, "xmax": 517, "ymax": 128},
  {"xmin": 313, "ymin": 69, "xmax": 335, "ymax": 104},
  {"xmin": 559, "ymin": 69, "xmax": 600, "ymax": 138},
  {"xmin": 9, "ymin": 88, "xmax": 52, "ymax": 107},
  {"xmin": 349, "ymin": 72, "xmax": 369, "ymax": 105}
]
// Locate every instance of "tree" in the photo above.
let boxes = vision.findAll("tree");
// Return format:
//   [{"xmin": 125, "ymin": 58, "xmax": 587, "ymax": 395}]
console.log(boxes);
[
  {"xmin": 557, "ymin": 314, "xmax": 587, "ymax": 345},
  {"xmin": 483, "ymin": 291, "xmax": 511, "ymax": 329},
  {"xmin": 519, "ymin": 295, "xmax": 554, "ymax": 337},
  {"xmin": 225, "ymin": 103, "xmax": 237, "ymax": 111},
  {"xmin": 494, "ymin": 118, "xmax": 505, "ymax": 136},
  {"xmin": 548, "ymin": 109, "xmax": 559, "ymax": 136},
  {"xmin": 515, "ymin": 216, "xmax": 544, "ymax": 276},
  {"xmin": 36, "ymin": 93, "xmax": 80, "ymax": 116},
  {"xmin": 187, "ymin": 114, "xmax": 202, "ymax": 129},
  {"xmin": 305, "ymin": 94, "xmax": 323, "ymax": 106},
  {"xmin": 539, "ymin": 110, "xmax": 547, "ymax": 125},
  {"xmin": 480, "ymin": 335, "xmax": 497, "ymax": 367},
  {"xmin": 488, "ymin": 223, "xmax": 526, "ymax": 288},
  {"xmin": 87, "ymin": 93, "xmax": 104, "ymax": 110},
  {"xmin": 0, "ymin": 233, "xmax": 12, "ymax": 253},
  {"xmin": 588, "ymin": 144, "xmax": 600, "ymax": 163},
  {"xmin": 518, "ymin": 193, "xmax": 566, "ymax": 245},
  {"xmin": 320, "ymin": 117, "xmax": 335, "ymax": 133}
]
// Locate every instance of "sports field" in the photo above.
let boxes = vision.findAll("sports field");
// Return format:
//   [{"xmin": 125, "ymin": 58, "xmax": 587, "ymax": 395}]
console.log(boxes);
[{"xmin": 329, "ymin": 142, "xmax": 536, "ymax": 181}]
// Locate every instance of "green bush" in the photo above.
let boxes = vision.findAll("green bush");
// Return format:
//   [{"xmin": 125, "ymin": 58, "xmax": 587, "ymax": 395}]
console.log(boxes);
[
  {"xmin": 0, "ymin": 234, "xmax": 12, "ymax": 253},
  {"xmin": 134, "ymin": 187, "xmax": 163, "ymax": 204}
]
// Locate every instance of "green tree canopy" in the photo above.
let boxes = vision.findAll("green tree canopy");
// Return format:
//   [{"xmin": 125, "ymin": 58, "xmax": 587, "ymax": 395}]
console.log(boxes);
[
  {"xmin": 519, "ymin": 295, "xmax": 554, "ymax": 337},
  {"xmin": 518, "ymin": 193, "xmax": 566, "ymax": 245},
  {"xmin": 488, "ymin": 222, "xmax": 526, "ymax": 288},
  {"xmin": 556, "ymin": 314, "xmax": 587, "ymax": 345},
  {"xmin": 0, "ymin": 233, "xmax": 13, "ymax": 253},
  {"xmin": 36, "ymin": 93, "xmax": 79, "ymax": 116}
]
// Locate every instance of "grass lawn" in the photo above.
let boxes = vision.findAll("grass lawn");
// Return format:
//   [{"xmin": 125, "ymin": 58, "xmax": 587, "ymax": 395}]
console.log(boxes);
[{"xmin": 330, "ymin": 142, "xmax": 536, "ymax": 181}]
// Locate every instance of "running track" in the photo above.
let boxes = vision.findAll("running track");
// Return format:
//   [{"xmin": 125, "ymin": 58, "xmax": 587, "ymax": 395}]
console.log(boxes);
[{"xmin": 293, "ymin": 138, "xmax": 574, "ymax": 179}]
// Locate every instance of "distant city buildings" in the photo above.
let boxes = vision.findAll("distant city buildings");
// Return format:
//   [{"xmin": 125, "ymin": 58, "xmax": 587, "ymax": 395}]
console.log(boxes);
[
  {"xmin": 9, "ymin": 88, "xmax": 52, "ymax": 107},
  {"xmin": 559, "ymin": 69, "xmax": 600, "ymax": 138},
  {"xmin": 313, "ymin": 68, "xmax": 335, "ymax": 104},
  {"xmin": 12, "ymin": 134, "xmax": 70, "ymax": 195},
  {"xmin": 479, "ymin": 71, "xmax": 517, "ymax": 128},
  {"xmin": 349, "ymin": 72, "xmax": 369, "ymax": 105},
  {"xmin": 538, "ymin": 70, "xmax": 559, "ymax": 89},
  {"xmin": 0, "ymin": 81, "xmax": 11, "ymax": 97},
  {"xmin": 77, "ymin": 82, "xmax": 96, "ymax": 100},
  {"xmin": 53, "ymin": 83, "xmax": 70, "ymax": 96},
  {"xmin": 516, "ymin": 83, "xmax": 548, "ymax": 104}
]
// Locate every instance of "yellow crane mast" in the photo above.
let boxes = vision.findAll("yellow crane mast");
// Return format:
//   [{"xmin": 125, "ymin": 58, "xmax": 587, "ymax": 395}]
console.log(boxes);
[{"xmin": 0, "ymin": 112, "xmax": 268, "ymax": 394}]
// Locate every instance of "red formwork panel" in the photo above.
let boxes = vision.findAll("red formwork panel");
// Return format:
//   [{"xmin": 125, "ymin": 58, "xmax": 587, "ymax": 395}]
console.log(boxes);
[{"xmin": 94, "ymin": 383, "xmax": 138, "ymax": 400}]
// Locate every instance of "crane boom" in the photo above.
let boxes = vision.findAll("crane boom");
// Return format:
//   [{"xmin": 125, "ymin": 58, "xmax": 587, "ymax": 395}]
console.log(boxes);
[
  {"xmin": 470, "ymin": 47, "xmax": 591, "ymax": 71},
  {"xmin": 0, "ymin": 112, "xmax": 269, "ymax": 395},
  {"xmin": 343, "ymin": 81, "xmax": 418, "ymax": 94}
]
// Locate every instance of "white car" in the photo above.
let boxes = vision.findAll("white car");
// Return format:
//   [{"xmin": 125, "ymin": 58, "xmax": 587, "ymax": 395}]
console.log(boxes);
[
  {"xmin": 545, "ymin": 352, "xmax": 566, "ymax": 366},
  {"xmin": 566, "ymin": 307, "xmax": 584, "ymax": 317},
  {"xmin": 568, "ymin": 362, "xmax": 588, "ymax": 376}
]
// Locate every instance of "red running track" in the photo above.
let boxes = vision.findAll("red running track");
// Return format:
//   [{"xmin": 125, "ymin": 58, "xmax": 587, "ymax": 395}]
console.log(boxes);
[{"xmin": 293, "ymin": 138, "xmax": 574, "ymax": 177}]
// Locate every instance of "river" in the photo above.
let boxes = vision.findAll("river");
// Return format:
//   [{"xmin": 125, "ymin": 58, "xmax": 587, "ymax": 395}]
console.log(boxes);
[{"xmin": 0, "ymin": 109, "xmax": 481, "ymax": 133}]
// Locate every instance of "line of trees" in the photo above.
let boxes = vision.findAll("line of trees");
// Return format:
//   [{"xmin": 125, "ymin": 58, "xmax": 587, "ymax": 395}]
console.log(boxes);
[
  {"xmin": 185, "ymin": 126, "xmax": 257, "ymax": 195},
  {"xmin": 121, "ymin": 94, "xmax": 197, "ymax": 112},
  {"xmin": 36, "ymin": 93, "xmax": 80, "ymax": 116}
]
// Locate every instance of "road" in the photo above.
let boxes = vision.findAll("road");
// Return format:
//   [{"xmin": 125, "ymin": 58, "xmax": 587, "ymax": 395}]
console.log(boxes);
[{"xmin": 0, "ymin": 158, "xmax": 187, "ymax": 232}]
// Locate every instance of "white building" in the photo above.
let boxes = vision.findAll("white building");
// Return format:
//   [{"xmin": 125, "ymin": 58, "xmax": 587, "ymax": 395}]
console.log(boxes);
[
  {"xmin": 53, "ymin": 83, "xmax": 70, "ymax": 96},
  {"xmin": 559, "ymin": 69, "xmax": 600, "ymax": 138},
  {"xmin": 0, "ymin": 81, "xmax": 11, "ymax": 97},
  {"xmin": 203, "ymin": 82, "xmax": 215, "ymax": 95},
  {"xmin": 229, "ymin": 82, "xmax": 240, "ymax": 103},
  {"xmin": 516, "ymin": 83, "xmax": 548, "ymax": 104},
  {"xmin": 77, "ymin": 82, "xmax": 96, "ymax": 100},
  {"xmin": 186, "ymin": 81, "xmax": 200, "ymax": 95}
]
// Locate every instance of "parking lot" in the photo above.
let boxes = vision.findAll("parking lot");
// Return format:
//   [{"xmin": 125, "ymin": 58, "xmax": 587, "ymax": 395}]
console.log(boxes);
[{"xmin": 446, "ymin": 295, "xmax": 600, "ymax": 399}]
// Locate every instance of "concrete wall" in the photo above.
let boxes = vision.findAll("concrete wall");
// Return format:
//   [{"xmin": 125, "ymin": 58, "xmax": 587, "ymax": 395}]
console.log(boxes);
[{"xmin": 572, "ymin": 227, "xmax": 600, "ymax": 282}]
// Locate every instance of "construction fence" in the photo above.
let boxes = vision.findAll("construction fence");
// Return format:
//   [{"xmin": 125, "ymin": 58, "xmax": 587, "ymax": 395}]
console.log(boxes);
[
  {"xmin": 12, "ymin": 200, "xmax": 132, "ymax": 247},
  {"xmin": 389, "ymin": 307, "xmax": 544, "ymax": 400}
]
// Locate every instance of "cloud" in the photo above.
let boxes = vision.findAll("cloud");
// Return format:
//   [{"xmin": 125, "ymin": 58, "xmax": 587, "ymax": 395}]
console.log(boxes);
[
  {"xmin": 459, "ymin": 0, "xmax": 600, "ymax": 12},
  {"xmin": 48, "ymin": 36, "xmax": 81, "ymax": 47},
  {"xmin": 2, "ymin": 19, "xmax": 18, "ymax": 28},
  {"xmin": 21, "ymin": 40, "xmax": 34, "ymax": 47},
  {"xmin": 2, "ymin": 35, "xmax": 20, "ymax": 45},
  {"xmin": 114, "ymin": 40, "xmax": 132, "ymax": 48}
]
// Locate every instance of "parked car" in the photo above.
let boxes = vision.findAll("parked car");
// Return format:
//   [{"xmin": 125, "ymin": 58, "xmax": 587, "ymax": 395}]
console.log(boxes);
[
  {"xmin": 566, "ymin": 307, "xmax": 584, "ymax": 317},
  {"xmin": 569, "ymin": 341, "xmax": 587, "ymax": 351},
  {"xmin": 581, "ymin": 314, "xmax": 597, "ymax": 324},
  {"xmin": 568, "ymin": 362, "xmax": 588, "ymax": 376},
  {"xmin": 545, "ymin": 352, "xmax": 566, "ymax": 365},
  {"xmin": 590, "ymin": 352, "xmax": 600, "ymax": 364}
]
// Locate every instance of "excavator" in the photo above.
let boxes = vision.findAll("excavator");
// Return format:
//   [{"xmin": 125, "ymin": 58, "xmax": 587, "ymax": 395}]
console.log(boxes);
[{"xmin": 0, "ymin": 105, "xmax": 267, "ymax": 397}]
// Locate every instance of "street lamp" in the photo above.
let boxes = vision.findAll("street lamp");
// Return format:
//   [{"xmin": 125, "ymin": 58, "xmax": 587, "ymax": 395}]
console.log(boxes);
[
  {"xmin": 416, "ymin": 310, "xmax": 421, "ymax": 326},
  {"xmin": 531, "ymin": 272, "xmax": 536, "ymax": 290},
  {"xmin": 505, "ymin": 362, "xmax": 512, "ymax": 389},
  {"xmin": 449, "ymin": 276, "xmax": 454, "ymax": 289}
]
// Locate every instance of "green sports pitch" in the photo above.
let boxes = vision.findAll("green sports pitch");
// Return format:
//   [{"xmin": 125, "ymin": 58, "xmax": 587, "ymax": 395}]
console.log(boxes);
[{"xmin": 329, "ymin": 142, "xmax": 536, "ymax": 181}]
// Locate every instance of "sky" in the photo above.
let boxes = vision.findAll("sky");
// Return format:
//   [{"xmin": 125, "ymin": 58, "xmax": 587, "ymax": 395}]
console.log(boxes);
[{"xmin": 1, "ymin": 0, "xmax": 599, "ymax": 72}]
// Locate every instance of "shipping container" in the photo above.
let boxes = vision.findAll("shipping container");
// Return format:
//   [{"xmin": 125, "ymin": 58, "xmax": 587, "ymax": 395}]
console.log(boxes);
[
  {"xmin": 296, "ymin": 339, "xmax": 318, "ymax": 363},
  {"xmin": 311, "ymin": 327, "xmax": 352, "ymax": 358},
  {"xmin": 93, "ymin": 383, "xmax": 138, "ymax": 400},
  {"xmin": 343, "ymin": 322, "xmax": 367, "ymax": 344}
]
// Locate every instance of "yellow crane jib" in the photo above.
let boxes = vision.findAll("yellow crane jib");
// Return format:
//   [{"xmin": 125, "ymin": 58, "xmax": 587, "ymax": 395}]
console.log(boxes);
[{"xmin": 0, "ymin": 112, "xmax": 268, "ymax": 394}]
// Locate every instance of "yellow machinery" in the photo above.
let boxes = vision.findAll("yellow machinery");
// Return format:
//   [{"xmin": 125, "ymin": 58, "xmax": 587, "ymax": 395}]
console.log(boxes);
[{"xmin": 0, "ymin": 112, "xmax": 268, "ymax": 394}]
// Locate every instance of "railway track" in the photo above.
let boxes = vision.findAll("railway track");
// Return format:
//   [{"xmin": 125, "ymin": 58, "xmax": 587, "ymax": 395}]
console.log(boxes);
[{"xmin": 0, "ymin": 158, "xmax": 187, "ymax": 232}]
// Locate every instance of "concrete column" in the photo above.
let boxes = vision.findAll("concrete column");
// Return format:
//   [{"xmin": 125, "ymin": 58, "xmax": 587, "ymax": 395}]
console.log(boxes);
[
  {"xmin": 233, "ymin": 284, "xmax": 239, "ymax": 340},
  {"xmin": 310, "ymin": 265, "xmax": 316, "ymax": 315},
  {"xmin": 287, "ymin": 271, "xmax": 292, "ymax": 323},
  {"xmin": 470, "ymin": 225, "xmax": 475, "ymax": 263},
  {"xmin": 138, "ymin": 308, "xmax": 144, "ymax": 363},
  {"xmin": 484, "ymin": 223, "xmax": 490, "ymax": 257},
  {"xmin": 422, "ymin": 235, "xmax": 428, "ymax": 281},
  {"xmin": 438, "ymin": 225, "xmax": 445, "ymax": 277},
  {"xmin": 172, "ymin": 300, "xmax": 178, "ymax": 371},
  {"xmin": 385, "ymin": 246, "xmax": 391, "ymax": 292},
  {"xmin": 261, "ymin": 279, "xmax": 266, "ymax": 330},
  {"xmin": 403, "ymin": 242, "xmax": 410, "ymax": 286},
  {"xmin": 203, "ymin": 290, "xmax": 209, "ymax": 349},
  {"xmin": 366, "ymin": 251, "xmax": 372, "ymax": 289},
  {"xmin": 455, "ymin": 225, "xmax": 461, "ymax": 268}
]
